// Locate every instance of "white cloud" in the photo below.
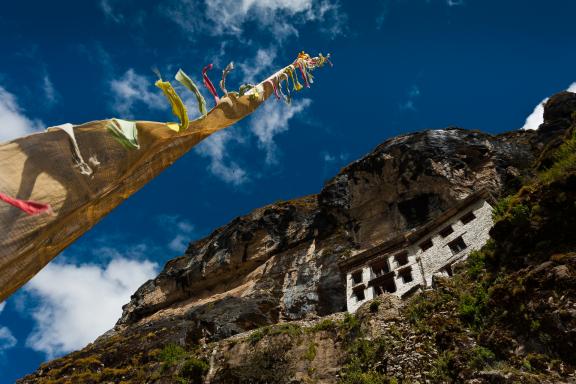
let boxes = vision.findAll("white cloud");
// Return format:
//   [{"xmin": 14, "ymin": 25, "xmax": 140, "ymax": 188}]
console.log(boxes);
[
  {"xmin": 399, "ymin": 84, "xmax": 421, "ymax": 112},
  {"xmin": 238, "ymin": 47, "xmax": 278, "ymax": 84},
  {"xmin": 23, "ymin": 257, "xmax": 158, "ymax": 358},
  {"xmin": 0, "ymin": 86, "xmax": 43, "ymax": 142},
  {"xmin": 164, "ymin": 0, "xmax": 346, "ymax": 39},
  {"xmin": 250, "ymin": 98, "xmax": 312, "ymax": 164},
  {"xmin": 521, "ymin": 82, "xmax": 576, "ymax": 130},
  {"xmin": 156, "ymin": 215, "xmax": 195, "ymax": 252},
  {"xmin": 0, "ymin": 304, "xmax": 16, "ymax": 354},
  {"xmin": 110, "ymin": 69, "xmax": 165, "ymax": 117},
  {"xmin": 93, "ymin": 243, "xmax": 150, "ymax": 263},
  {"xmin": 0, "ymin": 327, "xmax": 17, "ymax": 353},
  {"xmin": 447, "ymin": 0, "xmax": 464, "ymax": 6},
  {"xmin": 99, "ymin": 0, "xmax": 145, "ymax": 25},
  {"xmin": 169, "ymin": 235, "xmax": 189, "ymax": 253},
  {"xmin": 195, "ymin": 130, "xmax": 249, "ymax": 186},
  {"xmin": 100, "ymin": 0, "xmax": 124, "ymax": 23},
  {"xmin": 522, "ymin": 100, "xmax": 546, "ymax": 131},
  {"xmin": 323, "ymin": 151, "xmax": 348, "ymax": 163},
  {"xmin": 42, "ymin": 74, "xmax": 58, "ymax": 107},
  {"xmin": 304, "ymin": 0, "xmax": 347, "ymax": 37},
  {"xmin": 204, "ymin": 0, "xmax": 310, "ymax": 38}
]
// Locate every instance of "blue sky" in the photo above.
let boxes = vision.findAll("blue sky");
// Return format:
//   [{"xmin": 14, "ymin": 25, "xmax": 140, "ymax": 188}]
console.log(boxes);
[{"xmin": 1, "ymin": 0, "xmax": 575, "ymax": 381}]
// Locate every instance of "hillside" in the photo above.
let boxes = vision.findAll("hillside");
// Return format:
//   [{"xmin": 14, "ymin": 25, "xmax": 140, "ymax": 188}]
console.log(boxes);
[{"xmin": 18, "ymin": 92, "xmax": 576, "ymax": 383}]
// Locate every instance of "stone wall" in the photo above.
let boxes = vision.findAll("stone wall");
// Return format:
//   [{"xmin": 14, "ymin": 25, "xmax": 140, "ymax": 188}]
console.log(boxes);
[
  {"xmin": 345, "ymin": 199, "xmax": 493, "ymax": 312},
  {"xmin": 417, "ymin": 199, "xmax": 493, "ymax": 287}
]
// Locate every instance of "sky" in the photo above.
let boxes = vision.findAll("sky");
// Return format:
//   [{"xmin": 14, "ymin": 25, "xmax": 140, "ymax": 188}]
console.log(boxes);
[{"xmin": 0, "ymin": 0, "xmax": 575, "ymax": 381}]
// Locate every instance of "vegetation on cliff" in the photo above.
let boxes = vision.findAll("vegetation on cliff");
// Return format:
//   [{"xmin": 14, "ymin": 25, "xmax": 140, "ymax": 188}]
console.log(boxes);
[{"xmin": 400, "ymin": 123, "xmax": 576, "ymax": 383}]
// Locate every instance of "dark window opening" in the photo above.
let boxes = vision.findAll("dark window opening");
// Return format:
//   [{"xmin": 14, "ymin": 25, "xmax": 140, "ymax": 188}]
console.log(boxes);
[
  {"xmin": 399, "ymin": 267, "xmax": 413, "ymax": 284},
  {"xmin": 371, "ymin": 260, "xmax": 390, "ymax": 276},
  {"xmin": 439, "ymin": 225, "xmax": 454, "ymax": 238},
  {"xmin": 444, "ymin": 264, "xmax": 453, "ymax": 277},
  {"xmin": 353, "ymin": 287, "xmax": 365, "ymax": 301},
  {"xmin": 374, "ymin": 278, "xmax": 396, "ymax": 295},
  {"xmin": 460, "ymin": 211, "xmax": 476, "ymax": 224},
  {"xmin": 448, "ymin": 236, "xmax": 467, "ymax": 255},
  {"xmin": 351, "ymin": 271, "xmax": 363, "ymax": 285},
  {"xmin": 394, "ymin": 251, "xmax": 409, "ymax": 266},
  {"xmin": 419, "ymin": 238, "xmax": 433, "ymax": 251}
]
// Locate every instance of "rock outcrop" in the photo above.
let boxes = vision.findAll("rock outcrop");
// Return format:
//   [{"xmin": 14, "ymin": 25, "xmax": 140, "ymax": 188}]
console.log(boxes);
[
  {"xmin": 17, "ymin": 92, "xmax": 576, "ymax": 383},
  {"xmin": 117, "ymin": 125, "xmax": 544, "ymax": 338}
]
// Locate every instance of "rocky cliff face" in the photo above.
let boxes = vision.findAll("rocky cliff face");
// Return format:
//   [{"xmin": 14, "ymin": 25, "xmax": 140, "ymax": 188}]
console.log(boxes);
[
  {"xmin": 18, "ymin": 92, "xmax": 576, "ymax": 383},
  {"xmin": 116, "ymin": 126, "xmax": 543, "ymax": 338}
]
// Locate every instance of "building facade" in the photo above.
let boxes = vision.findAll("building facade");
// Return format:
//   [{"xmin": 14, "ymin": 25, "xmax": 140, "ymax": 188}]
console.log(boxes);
[{"xmin": 340, "ymin": 191, "xmax": 494, "ymax": 313}]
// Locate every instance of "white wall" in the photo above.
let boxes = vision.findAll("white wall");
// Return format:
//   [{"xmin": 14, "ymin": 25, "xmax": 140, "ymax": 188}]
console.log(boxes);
[
  {"xmin": 345, "ymin": 266, "xmax": 373, "ymax": 313},
  {"xmin": 345, "ymin": 199, "xmax": 494, "ymax": 313},
  {"xmin": 416, "ymin": 200, "xmax": 493, "ymax": 287}
]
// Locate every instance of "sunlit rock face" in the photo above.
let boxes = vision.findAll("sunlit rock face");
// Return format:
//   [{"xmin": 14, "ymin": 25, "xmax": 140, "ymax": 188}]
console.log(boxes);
[{"xmin": 116, "ymin": 126, "xmax": 546, "ymax": 340}]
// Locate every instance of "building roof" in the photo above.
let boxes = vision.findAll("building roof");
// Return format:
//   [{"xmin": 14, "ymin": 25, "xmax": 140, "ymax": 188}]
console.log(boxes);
[{"xmin": 338, "ymin": 189, "xmax": 493, "ymax": 271}]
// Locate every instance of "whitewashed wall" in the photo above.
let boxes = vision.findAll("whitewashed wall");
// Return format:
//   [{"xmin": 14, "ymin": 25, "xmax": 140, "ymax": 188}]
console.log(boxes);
[
  {"xmin": 416, "ymin": 199, "xmax": 493, "ymax": 287},
  {"xmin": 345, "ymin": 199, "xmax": 493, "ymax": 313}
]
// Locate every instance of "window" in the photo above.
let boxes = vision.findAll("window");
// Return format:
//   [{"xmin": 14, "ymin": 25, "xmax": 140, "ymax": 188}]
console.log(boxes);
[
  {"xmin": 399, "ymin": 267, "xmax": 413, "ymax": 284},
  {"xmin": 353, "ymin": 287, "xmax": 365, "ymax": 302},
  {"xmin": 374, "ymin": 278, "xmax": 396, "ymax": 295},
  {"xmin": 419, "ymin": 238, "xmax": 433, "ymax": 251},
  {"xmin": 439, "ymin": 225, "xmax": 454, "ymax": 238},
  {"xmin": 351, "ymin": 271, "xmax": 363, "ymax": 285},
  {"xmin": 395, "ymin": 251, "xmax": 409, "ymax": 266},
  {"xmin": 371, "ymin": 260, "xmax": 389, "ymax": 276},
  {"xmin": 460, "ymin": 211, "xmax": 476, "ymax": 224},
  {"xmin": 448, "ymin": 236, "xmax": 467, "ymax": 255},
  {"xmin": 443, "ymin": 264, "xmax": 453, "ymax": 277}
]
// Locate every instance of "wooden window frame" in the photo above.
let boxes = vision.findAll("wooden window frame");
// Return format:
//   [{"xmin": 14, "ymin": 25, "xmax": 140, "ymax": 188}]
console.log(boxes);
[
  {"xmin": 394, "ymin": 251, "xmax": 409, "ymax": 266},
  {"xmin": 439, "ymin": 225, "xmax": 454, "ymax": 238},
  {"xmin": 419, "ymin": 238, "xmax": 433, "ymax": 251},
  {"xmin": 371, "ymin": 259, "xmax": 390, "ymax": 276},
  {"xmin": 448, "ymin": 235, "xmax": 467, "ymax": 255},
  {"xmin": 398, "ymin": 266, "xmax": 413, "ymax": 284},
  {"xmin": 460, "ymin": 211, "xmax": 476, "ymax": 225},
  {"xmin": 351, "ymin": 270, "xmax": 363, "ymax": 285},
  {"xmin": 353, "ymin": 286, "xmax": 365, "ymax": 301}
]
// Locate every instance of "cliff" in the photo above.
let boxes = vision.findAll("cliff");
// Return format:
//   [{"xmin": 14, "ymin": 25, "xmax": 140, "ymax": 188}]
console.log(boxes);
[{"xmin": 18, "ymin": 92, "xmax": 576, "ymax": 383}]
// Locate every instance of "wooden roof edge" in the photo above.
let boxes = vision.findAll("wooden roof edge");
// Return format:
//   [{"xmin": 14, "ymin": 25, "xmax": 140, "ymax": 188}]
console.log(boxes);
[{"xmin": 338, "ymin": 235, "xmax": 407, "ymax": 271}]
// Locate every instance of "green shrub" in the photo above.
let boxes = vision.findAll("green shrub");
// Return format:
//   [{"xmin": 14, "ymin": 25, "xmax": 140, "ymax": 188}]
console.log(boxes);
[
  {"xmin": 180, "ymin": 356, "xmax": 209, "ymax": 383},
  {"xmin": 309, "ymin": 319, "xmax": 336, "ymax": 333},
  {"xmin": 339, "ymin": 313, "xmax": 361, "ymax": 338},
  {"xmin": 248, "ymin": 328, "xmax": 266, "ymax": 344},
  {"xmin": 339, "ymin": 338, "xmax": 391, "ymax": 384},
  {"xmin": 492, "ymin": 196, "xmax": 514, "ymax": 222},
  {"xmin": 269, "ymin": 323, "xmax": 302, "ymax": 338},
  {"xmin": 466, "ymin": 249, "xmax": 487, "ymax": 280},
  {"xmin": 457, "ymin": 284, "xmax": 488, "ymax": 327},
  {"xmin": 539, "ymin": 128, "xmax": 576, "ymax": 183},
  {"xmin": 249, "ymin": 323, "xmax": 303, "ymax": 345},
  {"xmin": 468, "ymin": 346, "xmax": 495, "ymax": 370},
  {"xmin": 508, "ymin": 203, "xmax": 531, "ymax": 225},
  {"xmin": 430, "ymin": 351, "xmax": 455, "ymax": 382},
  {"xmin": 159, "ymin": 344, "xmax": 186, "ymax": 365},
  {"xmin": 304, "ymin": 341, "xmax": 317, "ymax": 362}
]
